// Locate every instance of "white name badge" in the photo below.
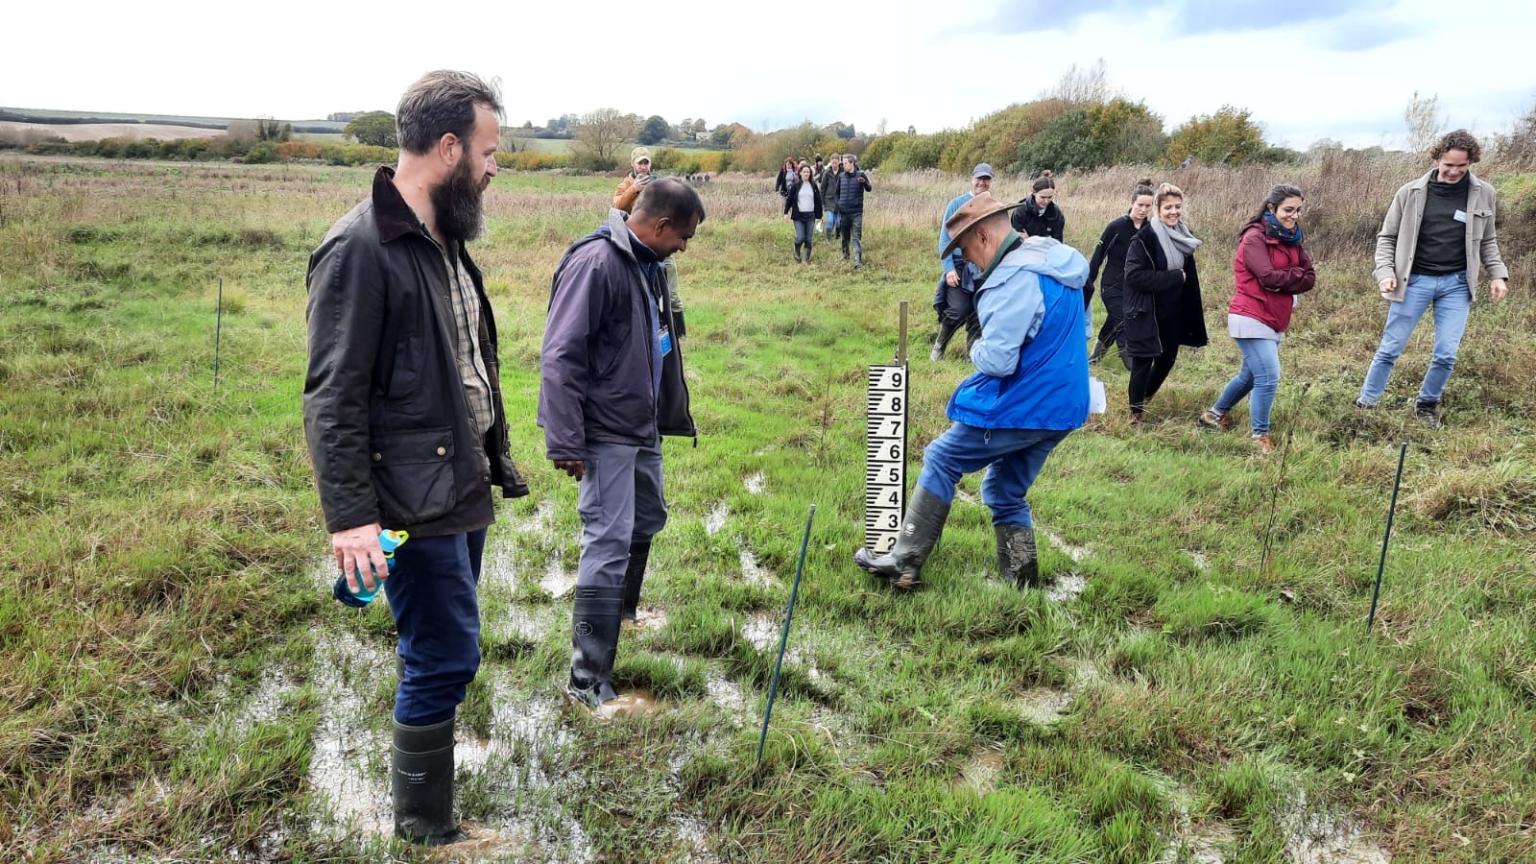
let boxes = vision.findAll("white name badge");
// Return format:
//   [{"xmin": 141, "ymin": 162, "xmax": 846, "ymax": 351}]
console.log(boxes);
[{"xmin": 1454, "ymin": 209, "xmax": 1468, "ymax": 223}]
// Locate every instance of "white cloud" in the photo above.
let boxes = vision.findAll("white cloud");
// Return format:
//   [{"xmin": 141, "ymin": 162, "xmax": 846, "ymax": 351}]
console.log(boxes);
[{"xmin": 2, "ymin": 0, "xmax": 1531, "ymax": 149}]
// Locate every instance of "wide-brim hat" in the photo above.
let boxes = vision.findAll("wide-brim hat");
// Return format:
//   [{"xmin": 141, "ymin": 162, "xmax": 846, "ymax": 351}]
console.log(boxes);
[{"xmin": 941, "ymin": 192, "xmax": 1019, "ymax": 258}]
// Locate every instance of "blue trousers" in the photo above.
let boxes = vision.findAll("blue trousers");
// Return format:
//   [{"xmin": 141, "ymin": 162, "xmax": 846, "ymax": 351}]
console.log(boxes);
[
  {"xmin": 1213, "ymin": 337, "xmax": 1281, "ymax": 435},
  {"xmin": 576, "ymin": 441, "xmax": 668, "ymax": 589},
  {"xmin": 383, "ymin": 528, "xmax": 486, "ymax": 725},
  {"xmin": 1359, "ymin": 271, "xmax": 1472, "ymax": 405},
  {"xmin": 916, "ymin": 423, "xmax": 1071, "ymax": 527}
]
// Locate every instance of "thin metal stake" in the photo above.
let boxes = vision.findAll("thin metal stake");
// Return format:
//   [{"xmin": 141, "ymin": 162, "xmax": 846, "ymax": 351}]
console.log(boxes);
[
  {"xmin": 213, "ymin": 277, "xmax": 224, "ymax": 392},
  {"xmin": 756, "ymin": 504, "xmax": 817, "ymax": 768},
  {"xmin": 1366, "ymin": 442, "xmax": 1408, "ymax": 633},
  {"xmin": 896, "ymin": 300, "xmax": 909, "ymax": 365},
  {"xmin": 1259, "ymin": 383, "xmax": 1311, "ymax": 580}
]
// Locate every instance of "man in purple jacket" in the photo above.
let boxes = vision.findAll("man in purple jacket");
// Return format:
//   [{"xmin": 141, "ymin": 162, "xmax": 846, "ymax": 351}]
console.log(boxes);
[{"xmin": 539, "ymin": 178, "xmax": 703, "ymax": 715}]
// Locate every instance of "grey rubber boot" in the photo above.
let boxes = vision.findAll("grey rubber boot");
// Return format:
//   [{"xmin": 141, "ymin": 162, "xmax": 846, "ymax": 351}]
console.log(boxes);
[
  {"xmin": 620, "ymin": 541, "xmax": 652, "ymax": 623},
  {"xmin": 994, "ymin": 524, "xmax": 1040, "ymax": 589},
  {"xmin": 852, "ymin": 486, "xmax": 951, "ymax": 591},
  {"xmin": 567, "ymin": 586, "xmax": 624, "ymax": 709},
  {"xmin": 392, "ymin": 717, "xmax": 463, "ymax": 845}
]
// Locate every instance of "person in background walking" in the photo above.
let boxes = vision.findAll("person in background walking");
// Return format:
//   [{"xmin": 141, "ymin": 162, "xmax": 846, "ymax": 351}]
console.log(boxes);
[
  {"xmin": 784, "ymin": 164, "xmax": 823, "ymax": 262},
  {"xmin": 812, "ymin": 154, "xmax": 825, "ymax": 182},
  {"xmin": 930, "ymin": 162, "xmax": 993, "ymax": 360},
  {"xmin": 1122, "ymin": 182, "xmax": 1208, "ymax": 424},
  {"xmin": 615, "ymin": 145, "xmax": 687, "ymax": 347},
  {"xmin": 774, "ymin": 156, "xmax": 797, "ymax": 200},
  {"xmin": 1011, "ymin": 171, "xmax": 1065, "ymax": 242},
  {"xmin": 1356, "ymin": 129, "xmax": 1510, "ymax": 427},
  {"xmin": 836, "ymin": 153, "xmax": 872, "ymax": 268},
  {"xmin": 854, "ymin": 193, "xmax": 1090, "ymax": 591},
  {"xmin": 1084, "ymin": 179, "xmax": 1154, "ymax": 368},
  {"xmin": 1199, "ymin": 185, "xmax": 1316, "ymax": 453},
  {"xmin": 820, "ymin": 154, "xmax": 842, "ymax": 239}
]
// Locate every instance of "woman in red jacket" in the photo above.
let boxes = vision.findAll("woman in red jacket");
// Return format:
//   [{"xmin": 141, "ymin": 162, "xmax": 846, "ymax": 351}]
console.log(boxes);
[{"xmin": 1199, "ymin": 185, "xmax": 1316, "ymax": 452}]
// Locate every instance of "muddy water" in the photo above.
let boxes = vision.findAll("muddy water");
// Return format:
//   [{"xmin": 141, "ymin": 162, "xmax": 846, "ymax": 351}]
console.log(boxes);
[
  {"xmin": 1037, "ymin": 526, "xmax": 1092, "ymax": 564},
  {"xmin": 541, "ymin": 557, "xmax": 578, "ymax": 599},
  {"xmin": 704, "ymin": 503, "xmax": 729, "ymax": 536},
  {"xmin": 743, "ymin": 473, "xmax": 765, "ymax": 495},
  {"xmin": 307, "ymin": 631, "xmax": 394, "ymax": 841},
  {"xmin": 738, "ymin": 547, "xmax": 772, "ymax": 586},
  {"xmin": 1045, "ymin": 572, "xmax": 1086, "ymax": 603},
  {"xmin": 1282, "ymin": 792, "xmax": 1391, "ymax": 864},
  {"xmin": 957, "ymin": 748, "xmax": 1006, "ymax": 794}
]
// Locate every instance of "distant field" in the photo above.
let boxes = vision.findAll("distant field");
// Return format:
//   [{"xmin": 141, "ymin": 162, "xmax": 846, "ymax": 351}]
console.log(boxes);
[
  {"xmin": 0, "ymin": 106, "xmax": 346, "ymax": 134},
  {"xmin": 0, "ymin": 120, "xmax": 221, "ymax": 142}
]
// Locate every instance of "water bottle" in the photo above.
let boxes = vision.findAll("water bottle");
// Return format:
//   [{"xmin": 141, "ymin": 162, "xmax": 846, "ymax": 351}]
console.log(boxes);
[{"xmin": 332, "ymin": 529, "xmax": 409, "ymax": 607}]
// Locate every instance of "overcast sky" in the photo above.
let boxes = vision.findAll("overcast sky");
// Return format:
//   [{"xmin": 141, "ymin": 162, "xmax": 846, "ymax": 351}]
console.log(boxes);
[{"xmin": 4, "ymin": 0, "xmax": 1532, "ymax": 149}]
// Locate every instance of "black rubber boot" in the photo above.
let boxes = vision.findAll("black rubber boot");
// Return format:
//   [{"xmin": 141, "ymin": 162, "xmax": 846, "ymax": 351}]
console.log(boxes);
[
  {"xmin": 1414, "ymin": 399, "xmax": 1442, "ymax": 429},
  {"xmin": 803, "ymin": 244, "xmax": 812, "ymax": 263},
  {"xmin": 567, "ymin": 586, "xmax": 624, "ymax": 710},
  {"xmin": 931, "ymin": 319, "xmax": 957, "ymax": 362},
  {"xmin": 794, "ymin": 243, "xmax": 803, "ymax": 263},
  {"xmin": 620, "ymin": 541, "xmax": 652, "ymax": 623},
  {"xmin": 853, "ymin": 486, "xmax": 951, "ymax": 591},
  {"xmin": 392, "ymin": 717, "xmax": 463, "ymax": 845},
  {"xmin": 995, "ymin": 524, "xmax": 1040, "ymax": 589},
  {"xmin": 1088, "ymin": 337, "xmax": 1110, "ymax": 364}
]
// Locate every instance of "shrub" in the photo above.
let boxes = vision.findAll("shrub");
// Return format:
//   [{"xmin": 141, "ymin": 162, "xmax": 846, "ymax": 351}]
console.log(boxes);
[
  {"xmin": 1167, "ymin": 105, "xmax": 1268, "ymax": 166},
  {"xmin": 494, "ymin": 150, "xmax": 569, "ymax": 170},
  {"xmin": 275, "ymin": 141, "xmax": 322, "ymax": 161},
  {"xmin": 243, "ymin": 142, "xmax": 279, "ymax": 164}
]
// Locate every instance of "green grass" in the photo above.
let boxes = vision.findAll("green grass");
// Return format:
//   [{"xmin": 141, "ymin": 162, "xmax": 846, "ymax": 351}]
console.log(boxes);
[{"xmin": 1, "ymin": 156, "xmax": 1534, "ymax": 863}]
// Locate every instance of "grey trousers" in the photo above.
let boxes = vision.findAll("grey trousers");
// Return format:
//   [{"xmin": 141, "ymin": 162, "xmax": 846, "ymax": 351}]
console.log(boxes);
[{"xmin": 576, "ymin": 441, "xmax": 668, "ymax": 589}]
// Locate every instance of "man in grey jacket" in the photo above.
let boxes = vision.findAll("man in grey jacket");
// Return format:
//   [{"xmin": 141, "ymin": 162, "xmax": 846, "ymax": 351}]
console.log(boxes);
[
  {"xmin": 539, "ymin": 178, "xmax": 703, "ymax": 715},
  {"xmin": 1357, "ymin": 129, "xmax": 1510, "ymax": 426}
]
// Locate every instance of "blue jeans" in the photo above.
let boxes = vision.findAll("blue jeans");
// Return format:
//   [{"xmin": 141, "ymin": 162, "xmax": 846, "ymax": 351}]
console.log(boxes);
[
  {"xmin": 576, "ymin": 441, "xmax": 668, "ymax": 590},
  {"xmin": 384, "ymin": 528, "xmax": 487, "ymax": 725},
  {"xmin": 1213, "ymin": 337, "xmax": 1281, "ymax": 435},
  {"xmin": 1359, "ymin": 272, "xmax": 1471, "ymax": 405},
  {"xmin": 824, "ymin": 210, "xmax": 839, "ymax": 237},
  {"xmin": 916, "ymin": 423, "xmax": 1071, "ymax": 527}
]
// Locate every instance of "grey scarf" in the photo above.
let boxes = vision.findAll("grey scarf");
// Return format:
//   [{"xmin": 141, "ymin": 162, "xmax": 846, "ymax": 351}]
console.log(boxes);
[{"xmin": 1151, "ymin": 218, "xmax": 1202, "ymax": 270}]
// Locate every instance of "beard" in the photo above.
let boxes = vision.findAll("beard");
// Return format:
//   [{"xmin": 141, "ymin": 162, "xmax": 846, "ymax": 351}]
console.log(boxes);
[{"xmin": 431, "ymin": 156, "xmax": 486, "ymax": 243}]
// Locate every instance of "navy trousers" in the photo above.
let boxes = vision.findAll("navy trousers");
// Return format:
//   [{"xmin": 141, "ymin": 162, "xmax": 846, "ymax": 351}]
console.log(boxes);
[{"xmin": 383, "ymin": 528, "xmax": 487, "ymax": 725}]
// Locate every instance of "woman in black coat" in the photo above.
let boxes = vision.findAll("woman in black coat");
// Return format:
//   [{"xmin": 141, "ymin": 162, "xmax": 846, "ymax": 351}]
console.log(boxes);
[
  {"xmin": 1010, "ymin": 171, "xmax": 1065, "ymax": 241},
  {"xmin": 1122, "ymin": 182, "xmax": 1208, "ymax": 423},
  {"xmin": 782, "ymin": 164, "xmax": 824, "ymax": 263},
  {"xmin": 1085, "ymin": 179, "xmax": 1155, "ymax": 369}
]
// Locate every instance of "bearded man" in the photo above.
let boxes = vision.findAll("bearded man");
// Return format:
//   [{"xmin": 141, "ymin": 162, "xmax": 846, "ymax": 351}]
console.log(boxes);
[{"xmin": 302, "ymin": 70, "xmax": 528, "ymax": 845}]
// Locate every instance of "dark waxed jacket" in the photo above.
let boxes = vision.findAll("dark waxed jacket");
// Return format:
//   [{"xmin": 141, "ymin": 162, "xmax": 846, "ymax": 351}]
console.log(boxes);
[
  {"xmin": 1011, "ymin": 196, "xmax": 1065, "ymax": 242},
  {"xmin": 1084, "ymin": 213, "xmax": 1140, "ymax": 308},
  {"xmin": 1122, "ymin": 222, "xmax": 1209, "ymax": 358},
  {"xmin": 303, "ymin": 166, "xmax": 528, "ymax": 538},
  {"xmin": 783, "ymin": 178, "xmax": 824, "ymax": 220},
  {"xmin": 538, "ymin": 209, "xmax": 696, "ymax": 461},
  {"xmin": 819, "ymin": 167, "xmax": 842, "ymax": 214}
]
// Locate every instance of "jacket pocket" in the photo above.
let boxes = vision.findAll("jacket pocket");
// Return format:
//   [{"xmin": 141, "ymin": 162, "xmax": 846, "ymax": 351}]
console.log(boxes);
[{"xmin": 370, "ymin": 426, "xmax": 457, "ymax": 525}]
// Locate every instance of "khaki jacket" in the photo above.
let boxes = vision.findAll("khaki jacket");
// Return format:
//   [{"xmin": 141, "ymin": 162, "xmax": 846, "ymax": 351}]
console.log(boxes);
[
  {"xmin": 613, "ymin": 173, "xmax": 643, "ymax": 213},
  {"xmin": 1373, "ymin": 169, "xmax": 1508, "ymax": 302}
]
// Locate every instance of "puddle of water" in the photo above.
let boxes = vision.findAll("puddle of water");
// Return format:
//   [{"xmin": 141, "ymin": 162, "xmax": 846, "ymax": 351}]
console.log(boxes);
[
  {"xmin": 954, "ymin": 489, "xmax": 980, "ymax": 506},
  {"xmin": 593, "ymin": 689, "xmax": 664, "ymax": 721},
  {"xmin": 1014, "ymin": 687, "xmax": 1074, "ymax": 724},
  {"xmin": 1159, "ymin": 823, "xmax": 1236, "ymax": 864},
  {"xmin": 705, "ymin": 672, "xmax": 747, "ymax": 714},
  {"xmin": 625, "ymin": 607, "xmax": 669, "ymax": 631},
  {"xmin": 540, "ymin": 557, "xmax": 577, "ymax": 599},
  {"xmin": 1037, "ymin": 527, "xmax": 1091, "ymax": 564},
  {"xmin": 486, "ymin": 604, "xmax": 556, "ymax": 649},
  {"xmin": 742, "ymin": 612, "xmax": 779, "ymax": 651},
  {"xmin": 738, "ymin": 547, "xmax": 772, "ymax": 587},
  {"xmin": 455, "ymin": 678, "xmax": 566, "ymax": 775},
  {"xmin": 1184, "ymin": 549, "xmax": 1210, "ymax": 572},
  {"xmin": 233, "ymin": 666, "xmax": 294, "ymax": 735},
  {"xmin": 673, "ymin": 813, "xmax": 724, "ymax": 864},
  {"xmin": 958, "ymin": 748, "xmax": 1006, "ymax": 794},
  {"xmin": 743, "ymin": 473, "xmax": 765, "ymax": 495},
  {"xmin": 1282, "ymin": 792, "xmax": 1391, "ymax": 864},
  {"xmin": 705, "ymin": 503, "xmax": 730, "ymax": 536},
  {"xmin": 1045, "ymin": 572, "xmax": 1086, "ymax": 603},
  {"xmin": 308, "ymin": 631, "xmax": 393, "ymax": 841}
]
